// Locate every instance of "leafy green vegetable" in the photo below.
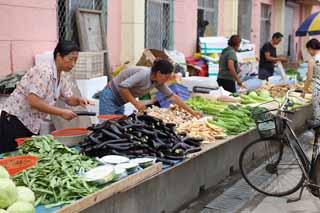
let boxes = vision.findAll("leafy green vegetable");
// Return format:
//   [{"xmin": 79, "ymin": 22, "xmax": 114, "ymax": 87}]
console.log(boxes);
[
  {"xmin": 286, "ymin": 68, "xmax": 298, "ymax": 75},
  {"xmin": 186, "ymin": 96, "xmax": 229, "ymax": 115},
  {"xmin": 248, "ymin": 91, "xmax": 258, "ymax": 97},
  {"xmin": 7, "ymin": 201, "xmax": 34, "ymax": 213},
  {"xmin": 240, "ymin": 90, "xmax": 273, "ymax": 104},
  {"xmin": 0, "ymin": 166, "xmax": 10, "ymax": 179},
  {"xmin": 208, "ymin": 105, "xmax": 255, "ymax": 135},
  {"xmin": 0, "ymin": 209, "xmax": 7, "ymax": 213},
  {"xmin": 286, "ymin": 68, "xmax": 303, "ymax": 82},
  {"xmin": 0, "ymin": 178, "xmax": 17, "ymax": 209},
  {"xmin": 258, "ymin": 90, "xmax": 271, "ymax": 98}
]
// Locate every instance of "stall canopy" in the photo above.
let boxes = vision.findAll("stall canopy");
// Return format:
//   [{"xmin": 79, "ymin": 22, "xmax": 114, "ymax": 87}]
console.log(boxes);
[{"xmin": 296, "ymin": 11, "xmax": 320, "ymax": 36}]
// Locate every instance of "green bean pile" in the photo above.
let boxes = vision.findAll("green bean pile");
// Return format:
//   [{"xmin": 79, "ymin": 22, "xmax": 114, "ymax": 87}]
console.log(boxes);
[{"xmin": 13, "ymin": 135, "xmax": 99, "ymax": 208}]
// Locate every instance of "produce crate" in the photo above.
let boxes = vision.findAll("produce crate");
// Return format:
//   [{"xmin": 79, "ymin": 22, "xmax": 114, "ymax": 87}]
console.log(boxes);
[
  {"xmin": 72, "ymin": 52, "xmax": 104, "ymax": 79},
  {"xmin": 136, "ymin": 49, "xmax": 171, "ymax": 67},
  {"xmin": 156, "ymin": 83, "xmax": 190, "ymax": 108}
]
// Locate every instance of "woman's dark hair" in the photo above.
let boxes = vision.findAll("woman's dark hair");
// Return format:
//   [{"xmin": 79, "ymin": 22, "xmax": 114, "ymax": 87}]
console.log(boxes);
[
  {"xmin": 306, "ymin": 38, "xmax": 320, "ymax": 50},
  {"xmin": 151, "ymin": 59, "xmax": 174, "ymax": 74},
  {"xmin": 228, "ymin": 35, "xmax": 241, "ymax": 47},
  {"xmin": 54, "ymin": 40, "xmax": 80, "ymax": 59}
]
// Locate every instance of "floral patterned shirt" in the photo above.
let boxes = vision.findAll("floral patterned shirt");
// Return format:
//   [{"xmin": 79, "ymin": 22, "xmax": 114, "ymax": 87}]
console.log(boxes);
[{"xmin": 1, "ymin": 59, "xmax": 73, "ymax": 134}]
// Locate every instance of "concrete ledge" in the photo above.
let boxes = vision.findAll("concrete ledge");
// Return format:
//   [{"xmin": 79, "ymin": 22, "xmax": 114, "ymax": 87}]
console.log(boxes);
[{"xmin": 82, "ymin": 105, "xmax": 312, "ymax": 213}]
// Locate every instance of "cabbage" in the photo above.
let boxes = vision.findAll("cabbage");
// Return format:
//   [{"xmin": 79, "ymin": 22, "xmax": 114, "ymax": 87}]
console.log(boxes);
[
  {"xmin": 0, "ymin": 178, "xmax": 17, "ymax": 209},
  {"xmin": 16, "ymin": 187, "xmax": 35, "ymax": 205},
  {"xmin": 0, "ymin": 210, "xmax": 7, "ymax": 213},
  {"xmin": 7, "ymin": 201, "xmax": 34, "ymax": 213},
  {"xmin": 248, "ymin": 91, "xmax": 258, "ymax": 97},
  {"xmin": 258, "ymin": 90, "xmax": 271, "ymax": 98},
  {"xmin": 0, "ymin": 166, "xmax": 10, "ymax": 179}
]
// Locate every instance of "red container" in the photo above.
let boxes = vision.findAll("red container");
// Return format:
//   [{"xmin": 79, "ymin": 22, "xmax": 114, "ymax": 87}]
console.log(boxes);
[
  {"xmin": 0, "ymin": 155, "xmax": 38, "ymax": 176},
  {"xmin": 98, "ymin": 114, "xmax": 125, "ymax": 121},
  {"xmin": 15, "ymin": 137, "xmax": 32, "ymax": 146},
  {"xmin": 51, "ymin": 128, "xmax": 89, "ymax": 136}
]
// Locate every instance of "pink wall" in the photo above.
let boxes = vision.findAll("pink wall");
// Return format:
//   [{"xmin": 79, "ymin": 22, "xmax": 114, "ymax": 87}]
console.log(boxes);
[
  {"xmin": 174, "ymin": 0, "xmax": 197, "ymax": 56},
  {"xmin": 251, "ymin": 0, "xmax": 275, "ymax": 56},
  {"xmin": 217, "ymin": 0, "xmax": 224, "ymax": 36},
  {"xmin": 0, "ymin": 0, "xmax": 57, "ymax": 77},
  {"xmin": 292, "ymin": 4, "xmax": 302, "ymax": 60},
  {"xmin": 107, "ymin": 0, "xmax": 121, "ymax": 69},
  {"xmin": 311, "ymin": 5, "xmax": 320, "ymax": 13}
]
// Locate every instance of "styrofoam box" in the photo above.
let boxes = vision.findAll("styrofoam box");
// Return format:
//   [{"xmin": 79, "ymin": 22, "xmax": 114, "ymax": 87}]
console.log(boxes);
[
  {"xmin": 76, "ymin": 76, "xmax": 108, "ymax": 99},
  {"xmin": 236, "ymin": 50, "xmax": 256, "ymax": 63},
  {"xmin": 208, "ymin": 63, "xmax": 219, "ymax": 74},
  {"xmin": 181, "ymin": 76, "xmax": 218, "ymax": 91}
]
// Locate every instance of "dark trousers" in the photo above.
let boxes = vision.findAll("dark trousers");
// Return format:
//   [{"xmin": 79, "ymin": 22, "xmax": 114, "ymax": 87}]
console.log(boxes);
[
  {"xmin": 217, "ymin": 78, "xmax": 236, "ymax": 93},
  {"xmin": 258, "ymin": 68, "xmax": 273, "ymax": 80},
  {"xmin": 0, "ymin": 111, "xmax": 34, "ymax": 154}
]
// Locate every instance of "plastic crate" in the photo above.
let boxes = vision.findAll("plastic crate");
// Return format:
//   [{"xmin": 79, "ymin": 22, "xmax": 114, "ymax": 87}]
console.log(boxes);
[
  {"xmin": 156, "ymin": 83, "xmax": 190, "ymax": 108},
  {"xmin": 72, "ymin": 52, "xmax": 104, "ymax": 79}
]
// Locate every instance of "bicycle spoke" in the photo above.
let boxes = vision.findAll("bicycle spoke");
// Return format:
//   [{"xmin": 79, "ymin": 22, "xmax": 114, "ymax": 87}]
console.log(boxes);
[{"xmin": 240, "ymin": 138, "xmax": 304, "ymax": 196}]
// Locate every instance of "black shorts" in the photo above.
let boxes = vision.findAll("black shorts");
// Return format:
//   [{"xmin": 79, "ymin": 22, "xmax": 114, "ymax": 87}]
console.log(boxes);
[
  {"xmin": 217, "ymin": 78, "xmax": 236, "ymax": 93},
  {"xmin": 0, "ymin": 111, "xmax": 34, "ymax": 153}
]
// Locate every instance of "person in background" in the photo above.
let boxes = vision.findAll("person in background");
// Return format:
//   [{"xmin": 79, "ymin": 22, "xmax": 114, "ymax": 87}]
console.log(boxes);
[
  {"xmin": 303, "ymin": 38, "xmax": 320, "ymax": 121},
  {"xmin": 217, "ymin": 35, "xmax": 245, "ymax": 93},
  {"xmin": 258, "ymin": 32, "xmax": 288, "ymax": 80},
  {"xmin": 99, "ymin": 59, "xmax": 202, "ymax": 117},
  {"xmin": 302, "ymin": 57, "xmax": 315, "ymax": 97},
  {"xmin": 0, "ymin": 40, "xmax": 92, "ymax": 153}
]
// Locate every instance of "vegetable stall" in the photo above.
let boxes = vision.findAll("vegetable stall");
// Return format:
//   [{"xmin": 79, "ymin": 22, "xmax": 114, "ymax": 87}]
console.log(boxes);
[{"xmin": 0, "ymin": 78, "xmax": 313, "ymax": 212}]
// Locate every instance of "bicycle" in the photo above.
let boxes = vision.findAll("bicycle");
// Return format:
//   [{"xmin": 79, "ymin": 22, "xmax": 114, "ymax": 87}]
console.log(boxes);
[{"xmin": 239, "ymin": 89, "xmax": 320, "ymax": 202}]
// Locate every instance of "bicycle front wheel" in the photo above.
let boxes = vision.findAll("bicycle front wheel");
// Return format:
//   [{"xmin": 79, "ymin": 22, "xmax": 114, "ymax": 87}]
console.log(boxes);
[{"xmin": 239, "ymin": 137, "xmax": 304, "ymax": 196}]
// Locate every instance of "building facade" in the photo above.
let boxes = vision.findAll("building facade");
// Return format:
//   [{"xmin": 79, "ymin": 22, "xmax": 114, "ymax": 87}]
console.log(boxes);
[{"xmin": 0, "ymin": 0, "xmax": 319, "ymax": 77}]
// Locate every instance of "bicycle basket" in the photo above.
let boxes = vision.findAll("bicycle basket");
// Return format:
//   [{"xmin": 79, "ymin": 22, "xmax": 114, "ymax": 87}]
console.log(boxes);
[{"xmin": 252, "ymin": 107, "xmax": 283, "ymax": 138}]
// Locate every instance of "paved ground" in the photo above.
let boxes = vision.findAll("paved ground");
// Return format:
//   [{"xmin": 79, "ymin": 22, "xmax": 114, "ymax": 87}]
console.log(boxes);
[
  {"xmin": 180, "ymin": 131, "xmax": 320, "ymax": 213},
  {"xmin": 242, "ymin": 190, "xmax": 320, "ymax": 213}
]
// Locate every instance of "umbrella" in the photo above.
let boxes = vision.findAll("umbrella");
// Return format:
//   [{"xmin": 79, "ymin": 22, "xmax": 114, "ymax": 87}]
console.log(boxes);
[{"xmin": 296, "ymin": 11, "xmax": 320, "ymax": 36}]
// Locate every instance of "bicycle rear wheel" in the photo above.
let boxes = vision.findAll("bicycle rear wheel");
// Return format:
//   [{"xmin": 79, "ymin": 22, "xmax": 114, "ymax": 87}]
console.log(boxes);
[{"xmin": 239, "ymin": 137, "xmax": 304, "ymax": 196}]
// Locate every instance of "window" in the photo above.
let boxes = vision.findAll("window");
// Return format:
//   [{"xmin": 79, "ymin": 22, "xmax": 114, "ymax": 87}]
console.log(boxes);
[
  {"xmin": 197, "ymin": 0, "xmax": 218, "ymax": 37},
  {"xmin": 145, "ymin": 0, "xmax": 173, "ymax": 50},
  {"xmin": 57, "ymin": 0, "xmax": 103, "ymax": 42},
  {"xmin": 284, "ymin": 5, "xmax": 295, "ymax": 59},
  {"xmin": 238, "ymin": 0, "xmax": 252, "ymax": 40},
  {"xmin": 260, "ymin": 3, "xmax": 271, "ymax": 46}
]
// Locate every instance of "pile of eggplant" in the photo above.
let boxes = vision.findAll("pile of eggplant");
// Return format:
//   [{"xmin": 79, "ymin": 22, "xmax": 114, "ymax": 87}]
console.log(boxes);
[{"xmin": 80, "ymin": 113, "xmax": 203, "ymax": 165}]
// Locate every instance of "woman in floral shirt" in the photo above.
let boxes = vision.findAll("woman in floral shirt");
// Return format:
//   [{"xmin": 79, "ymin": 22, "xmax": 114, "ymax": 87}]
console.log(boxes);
[{"xmin": 0, "ymin": 40, "xmax": 91, "ymax": 153}]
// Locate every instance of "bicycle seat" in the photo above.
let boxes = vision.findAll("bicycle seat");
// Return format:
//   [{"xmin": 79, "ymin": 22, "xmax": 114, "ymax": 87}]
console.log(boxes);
[{"xmin": 307, "ymin": 119, "xmax": 320, "ymax": 130}]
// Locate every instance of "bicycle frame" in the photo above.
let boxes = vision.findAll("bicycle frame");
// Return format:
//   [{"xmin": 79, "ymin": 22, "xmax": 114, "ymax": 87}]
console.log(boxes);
[
  {"xmin": 266, "ymin": 89, "xmax": 318, "ymax": 182},
  {"xmin": 282, "ymin": 120, "xmax": 311, "ymax": 180}
]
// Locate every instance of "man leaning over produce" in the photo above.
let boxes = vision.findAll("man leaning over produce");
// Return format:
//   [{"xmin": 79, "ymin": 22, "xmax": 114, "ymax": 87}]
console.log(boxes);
[{"xmin": 99, "ymin": 59, "xmax": 202, "ymax": 118}]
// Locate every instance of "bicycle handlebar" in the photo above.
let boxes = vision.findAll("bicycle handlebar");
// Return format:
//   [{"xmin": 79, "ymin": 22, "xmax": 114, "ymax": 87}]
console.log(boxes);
[{"xmin": 280, "ymin": 89, "xmax": 299, "ymax": 112}]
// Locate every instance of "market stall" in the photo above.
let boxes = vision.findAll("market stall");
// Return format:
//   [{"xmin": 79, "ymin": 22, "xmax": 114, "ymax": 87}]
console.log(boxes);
[
  {"xmin": 0, "ymin": 87, "xmax": 312, "ymax": 212},
  {"xmin": 79, "ymin": 105, "xmax": 312, "ymax": 213},
  {"xmin": 0, "ymin": 45, "xmax": 314, "ymax": 212}
]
